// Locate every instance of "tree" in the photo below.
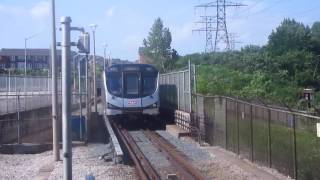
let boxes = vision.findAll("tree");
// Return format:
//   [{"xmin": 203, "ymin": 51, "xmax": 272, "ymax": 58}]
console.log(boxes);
[
  {"xmin": 140, "ymin": 18, "xmax": 173, "ymax": 72},
  {"xmin": 310, "ymin": 22, "xmax": 320, "ymax": 54},
  {"xmin": 267, "ymin": 18, "xmax": 311, "ymax": 56}
]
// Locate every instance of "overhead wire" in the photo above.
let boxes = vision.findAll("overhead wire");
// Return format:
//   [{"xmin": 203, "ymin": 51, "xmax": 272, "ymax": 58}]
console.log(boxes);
[{"xmin": 230, "ymin": 0, "xmax": 264, "ymax": 18}]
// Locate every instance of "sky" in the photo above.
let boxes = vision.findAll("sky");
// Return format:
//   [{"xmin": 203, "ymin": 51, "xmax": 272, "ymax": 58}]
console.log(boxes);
[{"xmin": 0, "ymin": 0, "xmax": 319, "ymax": 61}]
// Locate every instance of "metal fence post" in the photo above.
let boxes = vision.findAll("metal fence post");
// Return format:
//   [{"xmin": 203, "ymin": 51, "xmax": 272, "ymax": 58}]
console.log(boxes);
[
  {"xmin": 177, "ymin": 74, "xmax": 180, "ymax": 110},
  {"xmin": 8, "ymin": 73, "xmax": 11, "ymax": 92},
  {"xmin": 78, "ymin": 58, "xmax": 83, "ymax": 141},
  {"xmin": 188, "ymin": 60, "xmax": 192, "ymax": 113},
  {"xmin": 236, "ymin": 101, "xmax": 239, "ymax": 155},
  {"xmin": 225, "ymin": 98, "xmax": 228, "ymax": 149},
  {"xmin": 250, "ymin": 105, "xmax": 254, "ymax": 162},
  {"xmin": 293, "ymin": 114, "xmax": 298, "ymax": 180},
  {"xmin": 268, "ymin": 109, "xmax": 272, "ymax": 168},
  {"xmin": 14, "ymin": 76, "xmax": 16, "ymax": 92},
  {"xmin": 85, "ymin": 55, "xmax": 89, "ymax": 143},
  {"xmin": 17, "ymin": 94, "xmax": 21, "ymax": 144},
  {"xmin": 183, "ymin": 72, "xmax": 185, "ymax": 112}
]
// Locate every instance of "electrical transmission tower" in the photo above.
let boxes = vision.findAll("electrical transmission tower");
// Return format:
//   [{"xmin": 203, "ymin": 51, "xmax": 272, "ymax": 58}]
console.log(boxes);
[
  {"xmin": 194, "ymin": 0, "xmax": 246, "ymax": 52},
  {"xmin": 229, "ymin": 33, "xmax": 242, "ymax": 50},
  {"xmin": 193, "ymin": 15, "xmax": 216, "ymax": 52}
]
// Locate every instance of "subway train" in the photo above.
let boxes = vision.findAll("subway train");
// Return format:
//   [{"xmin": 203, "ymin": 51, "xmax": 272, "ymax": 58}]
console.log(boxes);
[{"xmin": 103, "ymin": 64, "xmax": 159, "ymax": 118}]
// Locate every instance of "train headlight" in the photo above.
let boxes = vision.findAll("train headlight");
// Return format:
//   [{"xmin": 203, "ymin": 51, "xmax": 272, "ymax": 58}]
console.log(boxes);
[
  {"xmin": 107, "ymin": 103, "xmax": 119, "ymax": 109},
  {"xmin": 146, "ymin": 103, "xmax": 158, "ymax": 109}
]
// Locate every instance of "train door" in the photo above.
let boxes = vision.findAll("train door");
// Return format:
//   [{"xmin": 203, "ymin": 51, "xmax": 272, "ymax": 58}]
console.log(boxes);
[{"xmin": 123, "ymin": 72, "xmax": 142, "ymax": 108}]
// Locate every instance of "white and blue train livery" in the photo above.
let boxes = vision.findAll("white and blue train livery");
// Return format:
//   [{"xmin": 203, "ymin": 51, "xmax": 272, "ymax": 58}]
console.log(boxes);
[{"xmin": 103, "ymin": 64, "xmax": 159, "ymax": 117}]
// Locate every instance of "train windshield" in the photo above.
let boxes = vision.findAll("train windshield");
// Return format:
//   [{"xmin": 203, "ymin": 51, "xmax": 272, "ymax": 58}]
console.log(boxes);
[
  {"xmin": 142, "ymin": 75, "xmax": 157, "ymax": 96},
  {"xmin": 107, "ymin": 74, "xmax": 122, "ymax": 96},
  {"xmin": 124, "ymin": 73, "xmax": 139, "ymax": 98}
]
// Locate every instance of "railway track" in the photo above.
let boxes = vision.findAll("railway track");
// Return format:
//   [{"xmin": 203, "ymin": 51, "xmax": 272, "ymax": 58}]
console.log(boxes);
[{"xmin": 111, "ymin": 121, "xmax": 205, "ymax": 180}]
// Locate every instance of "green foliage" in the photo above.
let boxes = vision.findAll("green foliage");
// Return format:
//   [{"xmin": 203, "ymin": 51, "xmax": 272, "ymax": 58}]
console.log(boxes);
[
  {"xmin": 310, "ymin": 22, "xmax": 320, "ymax": 54},
  {"xmin": 267, "ymin": 18, "xmax": 311, "ymax": 56},
  {"xmin": 140, "ymin": 18, "xmax": 175, "ymax": 72},
  {"xmin": 0, "ymin": 69, "xmax": 50, "ymax": 76},
  {"xmin": 172, "ymin": 19, "xmax": 320, "ymax": 110}
]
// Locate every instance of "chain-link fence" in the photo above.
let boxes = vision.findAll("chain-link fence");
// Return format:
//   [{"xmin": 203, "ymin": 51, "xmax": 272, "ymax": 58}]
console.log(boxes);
[{"xmin": 160, "ymin": 64, "xmax": 320, "ymax": 180}]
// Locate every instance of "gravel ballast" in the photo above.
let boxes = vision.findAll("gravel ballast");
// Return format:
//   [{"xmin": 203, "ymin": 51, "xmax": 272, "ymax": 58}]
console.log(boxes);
[
  {"xmin": 0, "ymin": 150, "xmax": 53, "ymax": 180},
  {"xmin": 156, "ymin": 130, "xmax": 213, "ymax": 162},
  {"xmin": 130, "ymin": 131, "xmax": 171, "ymax": 168},
  {"xmin": 129, "ymin": 131, "xmax": 173, "ymax": 179},
  {"xmin": 0, "ymin": 144, "xmax": 136, "ymax": 180},
  {"xmin": 48, "ymin": 144, "xmax": 136, "ymax": 180}
]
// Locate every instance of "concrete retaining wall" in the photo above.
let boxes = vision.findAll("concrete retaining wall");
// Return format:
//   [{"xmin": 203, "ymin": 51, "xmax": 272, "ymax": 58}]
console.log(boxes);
[{"xmin": 0, "ymin": 107, "xmax": 54, "ymax": 144}]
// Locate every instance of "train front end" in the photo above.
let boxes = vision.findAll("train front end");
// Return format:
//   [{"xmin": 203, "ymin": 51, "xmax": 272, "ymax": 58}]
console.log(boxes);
[{"xmin": 103, "ymin": 64, "xmax": 159, "ymax": 118}]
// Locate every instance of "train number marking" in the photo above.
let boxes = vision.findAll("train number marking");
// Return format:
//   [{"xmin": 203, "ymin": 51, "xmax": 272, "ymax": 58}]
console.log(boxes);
[{"xmin": 128, "ymin": 100, "xmax": 137, "ymax": 105}]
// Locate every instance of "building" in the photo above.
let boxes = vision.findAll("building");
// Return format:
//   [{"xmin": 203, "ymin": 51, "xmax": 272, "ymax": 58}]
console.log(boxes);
[
  {"xmin": 0, "ymin": 48, "xmax": 62, "ymax": 71},
  {"xmin": 0, "ymin": 48, "xmax": 133, "ymax": 72},
  {"xmin": 109, "ymin": 58, "xmax": 132, "ymax": 65}
]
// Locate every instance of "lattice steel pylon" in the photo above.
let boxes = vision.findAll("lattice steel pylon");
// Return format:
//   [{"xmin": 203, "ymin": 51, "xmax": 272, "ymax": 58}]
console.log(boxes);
[
  {"xmin": 229, "ymin": 33, "xmax": 242, "ymax": 50},
  {"xmin": 193, "ymin": 14, "xmax": 216, "ymax": 52},
  {"xmin": 194, "ymin": 0, "xmax": 245, "ymax": 52}
]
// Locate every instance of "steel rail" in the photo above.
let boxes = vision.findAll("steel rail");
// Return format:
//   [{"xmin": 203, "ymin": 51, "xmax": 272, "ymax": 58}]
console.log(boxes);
[
  {"xmin": 111, "ymin": 122, "xmax": 160, "ymax": 180},
  {"xmin": 144, "ymin": 130, "xmax": 205, "ymax": 180}
]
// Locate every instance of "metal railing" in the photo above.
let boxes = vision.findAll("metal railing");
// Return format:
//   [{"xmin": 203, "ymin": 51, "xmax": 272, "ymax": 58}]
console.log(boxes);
[
  {"xmin": 0, "ymin": 91, "xmax": 87, "ymax": 144},
  {"xmin": 0, "ymin": 75, "xmax": 62, "ymax": 92},
  {"xmin": 0, "ymin": 93, "xmax": 52, "ymax": 116},
  {"xmin": 0, "ymin": 71, "xmax": 92, "ymax": 145}
]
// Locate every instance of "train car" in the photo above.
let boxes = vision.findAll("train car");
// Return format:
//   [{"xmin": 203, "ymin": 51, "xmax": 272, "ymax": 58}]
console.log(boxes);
[{"xmin": 103, "ymin": 63, "xmax": 159, "ymax": 118}]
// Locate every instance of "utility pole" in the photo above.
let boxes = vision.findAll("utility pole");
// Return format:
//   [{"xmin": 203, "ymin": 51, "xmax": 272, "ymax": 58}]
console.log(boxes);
[
  {"xmin": 194, "ymin": 0, "xmax": 245, "ymax": 52},
  {"xmin": 85, "ymin": 55, "xmax": 90, "ymax": 143},
  {"xmin": 78, "ymin": 57, "xmax": 83, "ymax": 141},
  {"xmin": 60, "ymin": 16, "xmax": 89, "ymax": 180},
  {"xmin": 108, "ymin": 52, "xmax": 111, "ymax": 67},
  {"xmin": 61, "ymin": 16, "xmax": 72, "ymax": 180},
  {"xmin": 89, "ymin": 24, "xmax": 98, "ymax": 113},
  {"xmin": 72, "ymin": 54, "xmax": 80, "ymax": 92},
  {"xmin": 51, "ymin": 0, "xmax": 59, "ymax": 162},
  {"xmin": 102, "ymin": 43, "xmax": 108, "ymax": 71}
]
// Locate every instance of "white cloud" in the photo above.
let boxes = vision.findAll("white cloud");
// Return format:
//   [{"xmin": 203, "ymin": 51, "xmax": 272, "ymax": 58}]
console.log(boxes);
[
  {"xmin": 30, "ymin": 1, "xmax": 50, "ymax": 19},
  {"xmin": 106, "ymin": 6, "xmax": 116, "ymax": 17}
]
